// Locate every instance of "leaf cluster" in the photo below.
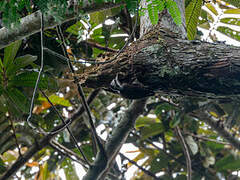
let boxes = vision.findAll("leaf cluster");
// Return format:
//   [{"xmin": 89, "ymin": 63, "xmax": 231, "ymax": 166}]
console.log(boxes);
[{"xmin": 145, "ymin": 0, "xmax": 182, "ymax": 25}]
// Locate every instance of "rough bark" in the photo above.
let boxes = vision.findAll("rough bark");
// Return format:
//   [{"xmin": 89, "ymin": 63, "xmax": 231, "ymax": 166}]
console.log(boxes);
[{"xmin": 79, "ymin": 26, "xmax": 240, "ymax": 98}]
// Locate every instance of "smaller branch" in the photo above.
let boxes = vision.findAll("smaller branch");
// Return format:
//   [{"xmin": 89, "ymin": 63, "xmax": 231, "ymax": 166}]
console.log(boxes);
[
  {"xmin": 27, "ymin": 12, "xmax": 44, "ymax": 131},
  {"xmin": 83, "ymin": 98, "xmax": 147, "ymax": 180},
  {"xmin": 40, "ymin": 90, "xmax": 91, "ymax": 166},
  {"xmin": 49, "ymin": 140, "xmax": 88, "ymax": 169},
  {"xmin": 0, "ymin": 2, "xmax": 125, "ymax": 49},
  {"xmin": 130, "ymin": 132, "xmax": 184, "ymax": 167},
  {"xmin": 56, "ymin": 26, "xmax": 106, "ymax": 161},
  {"xmin": 9, "ymin": 118, "xmax": 22, "ymax": 157},
  {"xmin": 43, "ymin": 47, "xmax": 105, "ymax": 64},
  {"xmin": 119, "ymin": 153, "xmax": 160, "ymax": 180},
  {"xmin": 0, "ymin": 90, "xmax": 99, "ymax": 180},
  {"xmin": 85, "ymin": 41, "xmax": 117, "ymax": 52},
  {"xmin": 174, "ymin": 127, "xmax": 192, "ymax": 180},
  {"xmin": 131, "ymin": 132, "xmax": 215, "ymax": 177},
  {"xmin": 161, "ymin": 133, "xmax": 172, "ymax": 176},
  {"xmin": 190, "ymin": 110, "xmax": 240, "ymax": 150},
  {"xmin": 185, "ymin": 132, "xmax": 231, "ymax": 145}
]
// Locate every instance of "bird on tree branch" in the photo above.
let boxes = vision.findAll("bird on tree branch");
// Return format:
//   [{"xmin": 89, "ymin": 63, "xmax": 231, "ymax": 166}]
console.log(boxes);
[{"xmin": 110, "ymin": 74, "xmax": 155, "ymax": 99}]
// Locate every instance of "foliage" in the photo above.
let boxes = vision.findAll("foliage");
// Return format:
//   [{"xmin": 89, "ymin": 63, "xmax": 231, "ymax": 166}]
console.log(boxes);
[
  {"xmin": 185, "ymin": 0, "xmax": 203, "ymax": 40},
  {"xmin": 0, "ymin": 0, "xmax": 31, "ymax": 29},
  {"xmin": 196, "ymin": 1, "xmax": 240, "ymax": 42},
  {"xmin": 146, "ymin": 0, "xmax": 182, "ymax": 25},
  {"xmin": 0, "ymin": 0, "xmax": 240, "ymax": 180}
]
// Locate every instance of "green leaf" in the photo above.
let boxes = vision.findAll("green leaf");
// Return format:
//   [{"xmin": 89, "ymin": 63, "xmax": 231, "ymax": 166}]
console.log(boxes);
[
  {"xmin": 2, "ymin": 151, "xmax": 18, "ymax": 163},
  {"xmin": 154, "ymin": 0, "xmax": 165, "ymax": 11},
  {"xmin": 40, "ymin": 162, "xmax": 49, "ymax": 180},
  {"xmin": 223, "ymin": 0, "xmax": 240, "ymax": 8},
  {"xmin": 4, "ymin": 88, "xmax": 30, "ymax": 113},
  {"xmin": 6, "ymin": 55, "xmax": 37, "ymax": 76},
  {"xmin": 185, "ymin": 0, "xmax": 203, "ymax": 40},
  {"xmin": 0, "ymin": 157, "xmax": 7, "ymax": 174},
  {"xmin": 224, "ymin": 9, "xmax": 240, "ymax": 14},
  {"xmin": 147, "ymin": 0, "xmax": 165, "ymax": 25},
  {"xmin": 205, "ymin": 141, "xmax": 225, "ymax": 151},
  {"xmin": 135, "ymin": 116, "xmax": 160, "ymax": 128},
  {"xmin": 0, "ymin": 57, "xmax": 4, "ymax": 73},
  {"xmin": 38, "ymin": 94, "xmax": 71, "ymax": 107},
  {"xmin": 198, "ymin": 10, "xmax": 210, "ymax": 30},
  {"xmin": 136, "ymin": 116, "xmax": 164, "ymax": 140},
  {"xmin": 215, "ymin": 155, "xmax": 240, "ymax": 171},
  {"xmin": 205, "ymin": 3, "xmax": 218, "ymax": 16},
  {"xmin": 8, "ymin": 72, "xmax": 56, "ymax": 89},
  {"xmin": 141, "ymin": 122, "xmax": 165, "ymax": 140},
  {"xmin": 61, "ymin": 159, "xmax": 79, "ymax": 180},
  {"xmin": 217, "ymin": 26, "xmax": 240, "ymax": 41},
  {"xmin": 150, "ymin": 151, "xmax": 171, "ymax": 173},
  {"xmin": 185, "ymin": 136, "xmax": 198, "ymax": 155},
  {"xmin": 220, "ymin": 18, "xmax": 240, "ymax": 26},
  {"xmin": 66, "ymin": 21, "xmax": 84, "ymax": 36},
  {"xmin": 148, "ymin": 3, "xmax": 159, "ymax": 25},
  {"xmin": 165, "ymin": 0, "xmax": 182, "ymax": 25},
  {"xmin": 0, "ymin": 86, "xmax": 3, "ymax": 96},
  {"xmin": 79, "ymin": 144, "xmax": 94, "ymax": 162},
  {"xmin": 126, "ymin": 0, "xmax": 138, "ymax": 12},
  {"xmin": 3, "ymin": 40, "xmax": 22, "ymax": 69}
]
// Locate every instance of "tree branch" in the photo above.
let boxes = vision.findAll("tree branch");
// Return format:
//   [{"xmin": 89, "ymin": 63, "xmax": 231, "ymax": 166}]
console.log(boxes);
[
  {"xmin": 83, "ymin": 98, "xmax": 148, "ymax": 180},
  {"xmin": 174, "ymin": 127, "xmax": 192, "ymax": 180},
  {"xmin": 0, "ymin": 89, "xmax": 100, "ymax": 180},
  {"xmin": 0, "ymin": 2, "xmax": 124, "ymax": 50},
  {"xmin": 190, "ymin": 110, "xmax": 240, "ymax": 150},
  {"xmin": 49, "ymin": 140, "xmax": 88, "ymax": 169},
  {"xmin": 119, "ymin": 153, "xmax": 160, "ymax": 180},
  {"xmin": 80, "ymin": 27, "xmax": 240, "ymax": 98}
]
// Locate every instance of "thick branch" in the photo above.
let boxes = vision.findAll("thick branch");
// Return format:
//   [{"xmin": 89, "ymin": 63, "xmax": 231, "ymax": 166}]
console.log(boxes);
[
  {"xmin": 80, "ymin": 28, "xmax": 240, "ymax": 97},
  {"xmin": 0, "ymin": 2, "xmax": 124, "ymax": 50}
]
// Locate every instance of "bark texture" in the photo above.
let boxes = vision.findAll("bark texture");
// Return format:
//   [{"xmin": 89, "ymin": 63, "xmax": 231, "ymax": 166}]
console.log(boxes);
[{"xmin": 79, "ymin": 26, "xmax": 240, "ymax": 97}]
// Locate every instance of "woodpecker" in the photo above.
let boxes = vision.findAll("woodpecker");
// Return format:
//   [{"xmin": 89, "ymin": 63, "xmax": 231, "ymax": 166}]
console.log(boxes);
[{"xmin": 110, "ymin": 74, "xmax": 155, "ymax": 99}]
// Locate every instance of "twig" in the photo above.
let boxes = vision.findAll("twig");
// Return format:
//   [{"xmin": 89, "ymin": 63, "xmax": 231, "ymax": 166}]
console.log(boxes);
[
  {"xmin": 185, "ymin": 132, "xmax": 231, "ymax": 145},
  {"xmin": 0, "ymin": 89, "xmax": 100, "ymax": 180},
  {"xmin": 43, "ymin": 47, "xmax": 104, "ymax": 64},
  {"xmin": 9, "ymin": 118, "xmax": 22, "ymax": 157},
  {"xmin": 0, "ymin": 2, "xmax": 125, "ymax": 50},
  {"xmin": 119, "ymin": 153, "xmax": 160, "ymax": 180},
  {"xmin": 50, "ymin": 140, "xmax": 88, "ymax": 169},
  {"xmin": 84, "ymin": 41, "xmax": 117, "ymax": 52},
  {"xmin": 40, "ymin": 90, "xmax": 91, "ymax": 166},
  {"xmin": 190, "ymin": 110, "xmax": 240, "ymax": 150},
  {"xmin": 130, "ymin": 132, "xmax": 185, "ymax": 167},
  {"xmin": 44, "ymin": 0, "xmax": 138, "ymax": 66},
  {"xmin": 174, "ymin": 126, "xmax": 192, "ymax": 180},
  {"xmin": 26, "ymin": 12, "xmax": 44, "ymax": 131},
  {"xmin": 56, "ymin": 25, "xmax": 106, "ymax": 160}
]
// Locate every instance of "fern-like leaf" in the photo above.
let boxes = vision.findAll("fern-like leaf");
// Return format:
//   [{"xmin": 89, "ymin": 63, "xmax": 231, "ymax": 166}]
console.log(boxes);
[
  {"xmin": 148, "ymin": 3, "xmax": 159, "ymax": 25},
  {"xmin": 165, "ymin": 0, "xmax": 182, "ymax": 26},
  {"xmin": 185, "ymin": 0, "xmax": 203, "ymax": 40}
]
